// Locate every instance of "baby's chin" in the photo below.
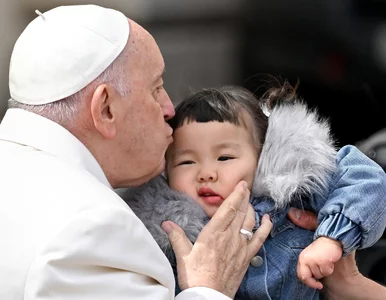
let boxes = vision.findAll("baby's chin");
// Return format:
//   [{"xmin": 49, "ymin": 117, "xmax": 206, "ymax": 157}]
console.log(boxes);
[
  {"xmin": 204, "ymin": 207, "xmax": 219, "ymax": 218},
  {"xmin": 182, "ymin": 193, "xmax": 221, "ymax": 218}
]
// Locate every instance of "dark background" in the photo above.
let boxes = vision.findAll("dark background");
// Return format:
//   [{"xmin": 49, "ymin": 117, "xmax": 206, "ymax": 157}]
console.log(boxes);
[{"xmin": 241, "ymin": 0, "xmax": 386, "ymax": 147}]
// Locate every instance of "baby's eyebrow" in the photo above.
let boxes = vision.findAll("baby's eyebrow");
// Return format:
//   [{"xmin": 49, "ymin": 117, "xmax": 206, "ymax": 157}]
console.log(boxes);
[
  {"xmin": 171, "ymin": 148, "xmax": 194, "ymax": 159},
  {"xmin": 214, "ymin": 142, "xmax": 241, "ymax": 150}
]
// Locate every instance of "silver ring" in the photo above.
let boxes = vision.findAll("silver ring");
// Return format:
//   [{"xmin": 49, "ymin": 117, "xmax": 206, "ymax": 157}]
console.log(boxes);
[{"xmin": 240, "ymin": 228, "xmax": 253, "ymax": 241}]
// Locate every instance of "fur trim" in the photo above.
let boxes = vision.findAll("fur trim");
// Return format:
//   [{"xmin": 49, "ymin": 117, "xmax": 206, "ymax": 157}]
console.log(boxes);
[
  {"xmin": 252, "ymin": 102, "xmax": 337, "ymax": 207},
  {"xmin": 119, "ymin": 175, "xmax": 207, "ymax": 265},
  {"xmin": 120, "ymin": 101, "xmax": 337, "ymax": 262}
]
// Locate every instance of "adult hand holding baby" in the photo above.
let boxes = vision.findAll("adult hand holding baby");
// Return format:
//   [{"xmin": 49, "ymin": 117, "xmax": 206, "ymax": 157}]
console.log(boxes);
[
  {"xmin": 288, "ymin": 207, "xmax": 386, "ymax": 300},
  {"xmin": 162, "ymin": 181, "xmax": 272, "ymax": 299}
]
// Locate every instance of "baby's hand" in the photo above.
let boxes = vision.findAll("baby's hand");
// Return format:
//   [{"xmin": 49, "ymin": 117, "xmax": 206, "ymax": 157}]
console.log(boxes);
[{"xmin": 297, "ymin": 237, "xmax": 343, "ymax": 290}]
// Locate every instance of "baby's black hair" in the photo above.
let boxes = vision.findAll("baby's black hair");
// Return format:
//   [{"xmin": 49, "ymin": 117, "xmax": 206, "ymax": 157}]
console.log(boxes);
[{"xmin": 168, "ymin": 80, "xmax": 299, "ymax": 151}]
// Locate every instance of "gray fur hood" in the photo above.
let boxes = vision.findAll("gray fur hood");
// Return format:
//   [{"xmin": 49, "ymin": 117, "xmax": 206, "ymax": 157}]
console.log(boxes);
[{"xmin": 118, "ymin": 101, "xmax": 337, "ymax": 264}]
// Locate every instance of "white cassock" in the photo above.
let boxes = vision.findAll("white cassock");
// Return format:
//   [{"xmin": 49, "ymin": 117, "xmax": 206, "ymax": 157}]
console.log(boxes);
[{"xmin": 0, "ymin": 108, "xmax": 229, "ymax": 300}]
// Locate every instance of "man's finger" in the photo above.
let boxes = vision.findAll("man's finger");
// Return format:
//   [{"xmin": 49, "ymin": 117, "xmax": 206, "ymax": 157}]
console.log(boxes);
[
  {"xmin": 288, "ymin": 207, "xmax": 318, "ymax": 230},
  {"xmin": 231, "ymin": 187, "xmax": 251, "ymax": 230},
  {"xmin": 241, "ymin": 204, "xmax": 256, "ymax": 232},
  {"xmin": 210, "ymin": 181, "xmax": 248, "ymax": 231},
  {"xmin": 162, "ymin": 221, "xmax": 193, "ymax": 259},
  {"xmin": 248, "ymin": 214, "xmax": 272, "ymax": 257}
]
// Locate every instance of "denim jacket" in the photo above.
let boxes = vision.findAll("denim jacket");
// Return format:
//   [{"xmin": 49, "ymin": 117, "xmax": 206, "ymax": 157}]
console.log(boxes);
[
  {"xmin": 121, "ymin": 102, "xmax": 386, "ymax": 300},
  {"xmin": 235, "ymin": 145, "xmax": 386, "ymax": 300}
]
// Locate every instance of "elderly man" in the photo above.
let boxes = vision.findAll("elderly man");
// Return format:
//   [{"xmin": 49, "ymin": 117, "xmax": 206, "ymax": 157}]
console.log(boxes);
[{"xmin": 0, "ymin": 4, "xmax": 272, "ymax": 300}]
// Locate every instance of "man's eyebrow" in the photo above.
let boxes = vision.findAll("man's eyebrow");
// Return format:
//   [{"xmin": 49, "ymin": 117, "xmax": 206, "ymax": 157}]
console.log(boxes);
[{"xmin": 154, "ymin": 67, "xmax": 166, "ymax": 83}]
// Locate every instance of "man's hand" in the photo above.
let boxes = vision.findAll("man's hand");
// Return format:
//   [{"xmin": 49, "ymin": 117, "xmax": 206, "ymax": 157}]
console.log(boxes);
[
  {"xmin": 162, "ymin": 181, "xmax": 272, "ymax": 299},
  {"xmin": 287, "ymin": 207, "xmax": 318, "ymax": 230}
]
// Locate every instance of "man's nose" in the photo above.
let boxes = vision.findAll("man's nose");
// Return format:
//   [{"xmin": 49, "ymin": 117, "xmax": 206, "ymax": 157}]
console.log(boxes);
[{"xmin": 162, "ymin": 92, "xmax": 175, "ymax": 121}]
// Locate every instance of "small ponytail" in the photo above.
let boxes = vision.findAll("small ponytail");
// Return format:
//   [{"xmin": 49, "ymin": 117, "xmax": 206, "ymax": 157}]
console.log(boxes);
[{"xmin": 260, "ymin": 77, "xmax": 300, "ymax": 112}]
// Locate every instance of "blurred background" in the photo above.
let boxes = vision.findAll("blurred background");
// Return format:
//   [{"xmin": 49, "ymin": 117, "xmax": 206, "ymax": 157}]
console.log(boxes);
[{"xmin": 1, "ymin": 0, "xmax": 385, "ymax": 285}]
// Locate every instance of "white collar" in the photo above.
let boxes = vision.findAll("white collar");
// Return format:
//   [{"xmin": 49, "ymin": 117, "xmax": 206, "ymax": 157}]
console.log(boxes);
[{"xmin": 0, "ymin": 108, "xmax": 111, "ymax": 188}]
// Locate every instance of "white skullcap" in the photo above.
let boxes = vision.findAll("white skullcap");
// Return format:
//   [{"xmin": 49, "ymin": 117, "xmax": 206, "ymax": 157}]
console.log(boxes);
[{"xmin": 9, "ymin": 5, "xmax": 130, "ymax": 105}]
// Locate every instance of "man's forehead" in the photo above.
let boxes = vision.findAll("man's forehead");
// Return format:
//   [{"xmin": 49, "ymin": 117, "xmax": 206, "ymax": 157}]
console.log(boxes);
[
  {"xmin": 127, "ymin": 20, "xmax": 160, "ymax": 59},
  {"xmin": 126, "ymin": 25, "xmax": 165, "ymax": 83}
]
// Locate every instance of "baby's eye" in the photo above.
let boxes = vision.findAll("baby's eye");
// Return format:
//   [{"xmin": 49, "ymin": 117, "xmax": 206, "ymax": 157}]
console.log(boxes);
[
  {"xmin": 218, "ymin": 156, "xmax": 234, "ymax": 161},
  {"xmin": 177, "ymin": 160, "xmax": 195, "ymax": 166}
]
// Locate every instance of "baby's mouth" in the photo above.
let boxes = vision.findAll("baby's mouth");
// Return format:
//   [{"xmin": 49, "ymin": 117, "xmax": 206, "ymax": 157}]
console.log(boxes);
[{"xmin": 198, "ymin": 188, "xmax": 223, "ymax": 205}]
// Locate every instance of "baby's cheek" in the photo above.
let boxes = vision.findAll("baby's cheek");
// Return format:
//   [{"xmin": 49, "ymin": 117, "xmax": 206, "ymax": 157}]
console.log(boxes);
[
  {"xmin": 246, "ymin": 179, "xmax": 254, "ymax": 191},
  {"xmin": 169, "ymin": 175, "xmax": 194, "ymax": 197},
  {"xmin": 168, "ymin": 178, "xmax": 183, "ymax": 191},
  {"xmin": 244, "ymin": 172, "xmax": 256, "ymax": 191},
  {"xmin": 205, "ymin": 207, "xmax": 218, "ymax": 218},
  {"xmin": 167, "ymin": 171, "xmax": 183, "ymax": 190},
  {"xmin": 222, "ymin": 186, "xmax": 235, "ymax": 200}
]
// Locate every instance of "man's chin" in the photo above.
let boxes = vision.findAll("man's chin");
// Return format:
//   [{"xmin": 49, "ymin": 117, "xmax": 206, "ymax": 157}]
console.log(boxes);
[
  {"xmin": 113, "ymin": 158, "xmax": 166, "ymax": 188},
  {"xmin": 150, "ymin": 160, "xmax": 166, "ymax": 179},
  {"xmin": 132, "ymin": 159, "xmax": 166, "ymax": 187}
]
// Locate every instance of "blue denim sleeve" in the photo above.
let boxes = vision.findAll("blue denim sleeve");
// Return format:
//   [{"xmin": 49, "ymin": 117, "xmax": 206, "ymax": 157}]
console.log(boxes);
[{"xmin": 311, "ymin": 145, "xmax": 386, "ymax": 255}]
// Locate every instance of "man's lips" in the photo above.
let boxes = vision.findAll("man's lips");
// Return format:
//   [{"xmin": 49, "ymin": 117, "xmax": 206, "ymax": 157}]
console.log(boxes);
[{"xmin": 198, "ymin": 187, "xmax": 223, "ymax": 205}]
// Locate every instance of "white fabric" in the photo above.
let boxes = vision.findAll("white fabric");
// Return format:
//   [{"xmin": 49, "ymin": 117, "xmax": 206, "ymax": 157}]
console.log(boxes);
[
  {"xmin": 0, "ymin": 109, "xmax": 230, "ymax": 300},
  {"xmin": 9, "ymin": 5, "xmax": 129, "ymax": 105}
]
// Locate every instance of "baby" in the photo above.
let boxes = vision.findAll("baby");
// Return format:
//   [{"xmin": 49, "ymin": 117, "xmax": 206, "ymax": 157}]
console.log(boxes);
[{"xmin": 122, "ymin": 82, "xmax": 386, "ymax": 299}]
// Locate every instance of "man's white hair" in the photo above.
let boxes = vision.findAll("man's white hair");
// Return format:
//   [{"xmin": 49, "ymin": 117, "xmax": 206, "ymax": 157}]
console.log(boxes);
[{"xmin": 8, "ymin": 47, "xmax": 130, "ymax": 126}]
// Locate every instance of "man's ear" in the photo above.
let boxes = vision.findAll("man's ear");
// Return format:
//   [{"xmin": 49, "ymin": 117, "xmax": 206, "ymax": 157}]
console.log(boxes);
[{"xmin": 90, "ymin": 84, "xmax": 118, "ymax": 139}]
